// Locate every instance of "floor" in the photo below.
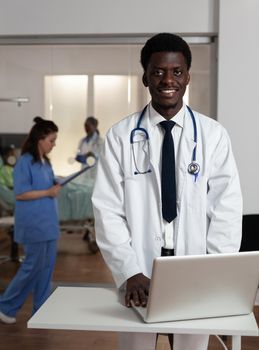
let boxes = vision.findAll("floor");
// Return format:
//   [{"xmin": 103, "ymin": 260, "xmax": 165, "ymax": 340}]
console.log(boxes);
[{"xmin": 0, "ymin": 228, "xmax": 259, "ymax": 350}]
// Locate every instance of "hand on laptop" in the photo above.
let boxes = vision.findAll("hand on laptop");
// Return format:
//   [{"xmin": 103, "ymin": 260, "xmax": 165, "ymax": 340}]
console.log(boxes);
[{"xmin": 125, "ymin": 273, "xmax": 150, "ymax": 308}]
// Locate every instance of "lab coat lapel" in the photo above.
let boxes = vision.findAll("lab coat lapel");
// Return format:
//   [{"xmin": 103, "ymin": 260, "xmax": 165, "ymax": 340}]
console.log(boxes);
[
  {"xmin": 177, "ymin": 108, "xmax": 197, "ymax": 202},
  {"xmin": 144, "ymin": 110, "xmax": 161, "ymax": 198}
]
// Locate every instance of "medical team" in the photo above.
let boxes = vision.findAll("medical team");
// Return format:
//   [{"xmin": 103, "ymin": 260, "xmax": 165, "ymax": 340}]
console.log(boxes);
[{"xmin": 0, "ymin": 32, "xmax": 242, "ymax": 350}]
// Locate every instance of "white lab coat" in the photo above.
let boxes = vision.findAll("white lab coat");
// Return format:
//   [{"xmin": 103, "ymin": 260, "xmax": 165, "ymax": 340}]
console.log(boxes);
[
  {"xmin": 77, "ymin": 132, "xmax": 103, "ymax": 180},
  {"xmin": 77, "ymin": 132, "xmax": 103, "ymax": 157},
  {"xmin": 92, "ymin": 104, "xmax": 242, "ymax": 350}
]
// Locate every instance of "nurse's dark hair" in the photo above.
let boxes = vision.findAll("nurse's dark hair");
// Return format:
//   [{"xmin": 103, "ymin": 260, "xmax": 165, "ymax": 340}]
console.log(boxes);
[
  {"xmin": 140, "ymin": 33, "xmax": 192, "ymax": 71},
  {"xmin": 21, "ymin": 116, "xmax": 58, "ymax": 163}
]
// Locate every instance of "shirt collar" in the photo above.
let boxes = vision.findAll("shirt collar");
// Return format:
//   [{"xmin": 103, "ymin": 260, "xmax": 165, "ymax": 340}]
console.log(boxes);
[{"xmin": 148, "ymin": 102, "xmax": 185, "ymax": 128}]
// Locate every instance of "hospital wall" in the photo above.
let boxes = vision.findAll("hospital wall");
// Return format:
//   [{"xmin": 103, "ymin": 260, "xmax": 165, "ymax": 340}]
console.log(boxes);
[
  {"xmin": 0, "ymin": 0, "xmax": 258, "ymax": 214},
  {"xmin": 0, "ymin": 0, "xmax": 218, "ymax": 36},
  {"xmin": 217, "ymin": 1, "xmax": 259, "ymax": 215}
]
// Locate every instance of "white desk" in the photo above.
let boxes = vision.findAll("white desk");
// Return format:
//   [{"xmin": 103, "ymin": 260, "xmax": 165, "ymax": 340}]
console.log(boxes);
[{"xmin": 28, "ymin": 287, "xmax": 259, "ymax": 350}]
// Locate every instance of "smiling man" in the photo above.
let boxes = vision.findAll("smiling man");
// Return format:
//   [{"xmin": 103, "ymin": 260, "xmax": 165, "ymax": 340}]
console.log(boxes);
[{"xmin": 92, "ymin": 33, "xmax": 242, "ymax": 350}]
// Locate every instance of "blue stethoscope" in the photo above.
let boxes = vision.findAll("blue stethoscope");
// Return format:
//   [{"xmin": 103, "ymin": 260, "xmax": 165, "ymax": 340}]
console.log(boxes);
[{"xmin": 130, "ymin": 105, "xmax": 200, "ymax": 180}]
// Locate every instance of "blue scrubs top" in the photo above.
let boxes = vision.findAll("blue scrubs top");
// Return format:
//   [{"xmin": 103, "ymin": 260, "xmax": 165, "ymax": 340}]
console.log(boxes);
[{"xmin": 13, "ymin": 153, "xmax": 60, "ymax": 244}]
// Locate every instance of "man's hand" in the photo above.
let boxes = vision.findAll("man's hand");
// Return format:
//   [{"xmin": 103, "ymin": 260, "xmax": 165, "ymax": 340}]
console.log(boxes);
[{"xmin": 125, "ymin": 273, "xmax": 150, "ymax": 308}]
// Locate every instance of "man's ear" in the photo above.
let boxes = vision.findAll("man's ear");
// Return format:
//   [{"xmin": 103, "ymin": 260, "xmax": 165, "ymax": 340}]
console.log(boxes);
[
  {"xmin": 142, "ymin": 73, "xmax": 148, "ymax": 87},
  {"xmin": 187, "ymin": 72, "xmax": 190, "ymax": 85}
]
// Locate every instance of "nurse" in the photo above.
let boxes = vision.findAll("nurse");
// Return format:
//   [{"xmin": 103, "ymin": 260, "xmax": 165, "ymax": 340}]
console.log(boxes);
[
  {"xmin": 92, "ymin": 33, "xmax": 243, "ymax": 350},
  {"xmin": 0, "ymin": 116, "xmax": 61, "ymax": 324}
]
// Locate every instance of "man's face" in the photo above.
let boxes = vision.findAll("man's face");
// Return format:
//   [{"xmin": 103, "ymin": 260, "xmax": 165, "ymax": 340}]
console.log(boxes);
[
  {"xmin": 143, "ymin": 51, "xmax": 190, "ymax": 118},
  {"xmin": 84, "ymin": 121, "xmax": 96, "ymax": 135}
]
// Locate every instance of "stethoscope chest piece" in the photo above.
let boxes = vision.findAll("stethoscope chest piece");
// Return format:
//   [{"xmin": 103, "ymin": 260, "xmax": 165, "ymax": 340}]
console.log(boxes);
[{"xmin": 188, "ymin": 162, "xmax": 200, "ymax": 175}]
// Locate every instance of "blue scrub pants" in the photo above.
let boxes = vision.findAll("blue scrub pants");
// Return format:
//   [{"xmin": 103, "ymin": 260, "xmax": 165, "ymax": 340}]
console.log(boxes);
[{"xmin": 0, "ymin": 240, "xmax": 57, "ymax": 317}]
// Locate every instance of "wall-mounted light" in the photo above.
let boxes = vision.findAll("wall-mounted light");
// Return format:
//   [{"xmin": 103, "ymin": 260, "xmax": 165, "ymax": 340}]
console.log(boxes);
[{"xmin": 0, "ymin": 97, "xmax": 29, "ymax": 107}]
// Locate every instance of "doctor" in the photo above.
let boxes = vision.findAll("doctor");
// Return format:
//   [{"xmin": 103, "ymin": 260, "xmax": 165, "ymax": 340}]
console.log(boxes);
[
  {"xmin": 92, "ymin": 33, "xmax": 242, "ymax": 350},
  {"xmin": 76, "ymin": 116, "xmax": 103, "ymax": 180}
]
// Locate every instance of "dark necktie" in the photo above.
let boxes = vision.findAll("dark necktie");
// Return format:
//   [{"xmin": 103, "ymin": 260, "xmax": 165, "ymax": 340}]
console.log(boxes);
[{"xmin": 160, "ymin": 121, "xmax": 177, "ymax": 223}]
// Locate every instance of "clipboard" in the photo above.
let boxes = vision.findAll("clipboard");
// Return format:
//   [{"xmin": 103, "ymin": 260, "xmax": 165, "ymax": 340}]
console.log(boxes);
[{"xmin": 58, "ymin": 155, "xmax": 96, "ymax": 186}]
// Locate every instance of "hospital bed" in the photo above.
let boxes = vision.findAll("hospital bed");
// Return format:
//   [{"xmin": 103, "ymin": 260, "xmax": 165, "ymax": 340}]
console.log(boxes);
[
  {"xmin": 0, "ymin": 216, "xmax": 19, "ymax": 264},
  {"xmin": 57, "ymin": 176, "xmax": 98, "ymax": 253},
  {"xmin": 0, "ymin": 186, "xmax": 19, "ymax": 264},
  {"xmin": 0, "ymin": 176, "xmax": 98, "ymax": 259}
]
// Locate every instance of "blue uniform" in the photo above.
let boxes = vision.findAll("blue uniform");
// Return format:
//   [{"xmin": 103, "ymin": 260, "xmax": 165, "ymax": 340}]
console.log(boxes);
[
  {"xmin": 14, "ymin": 153, "xmax": 59, "ymax": 243},
  {"xmin": 0, "ymin": 153, "xmax": 60, "ymax": 317}
]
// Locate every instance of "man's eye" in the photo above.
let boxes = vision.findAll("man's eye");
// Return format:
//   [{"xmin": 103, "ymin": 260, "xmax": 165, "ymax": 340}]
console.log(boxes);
[
  {"xmin": 154, "ymin": 70, "xmax": 163, "ymax": 76},
  {"xmin": 174, "ymin": 70, "xmax": 182, "ymax": 76}
]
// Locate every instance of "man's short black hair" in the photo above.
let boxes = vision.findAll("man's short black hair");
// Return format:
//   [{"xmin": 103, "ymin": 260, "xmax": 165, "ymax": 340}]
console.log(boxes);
[{"xmin": 140, "ymin": 33, "xmax": 192, "ymax": 71}]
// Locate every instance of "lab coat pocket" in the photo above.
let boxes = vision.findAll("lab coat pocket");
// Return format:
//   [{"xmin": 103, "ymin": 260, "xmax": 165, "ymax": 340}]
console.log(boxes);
[
  {"xmin": 124, "ymin": 171, "xmax": 157, "ymax": 225},
  {"xmin": 185, "ymin": 174, "xmax": 207, "ymax": 209},
  {"xmin": 130, "ymin": 137, "xmax": 151, "ymax": 175},
  {"xmin": 124, "ymin": 172, "xmax": 153, "ymax": 200}
]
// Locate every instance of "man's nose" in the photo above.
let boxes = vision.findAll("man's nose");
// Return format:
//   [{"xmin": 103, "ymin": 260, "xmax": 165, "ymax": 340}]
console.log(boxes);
[{"xmin": 162, "ymin": 71, "xmax": 175, "ymax": 83}]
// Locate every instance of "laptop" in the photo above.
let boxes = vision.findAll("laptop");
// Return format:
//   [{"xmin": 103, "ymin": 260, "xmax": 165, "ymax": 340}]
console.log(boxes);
[{"xmin": 132, "ymin": 251, "xmax": 259, "ymax": 323}]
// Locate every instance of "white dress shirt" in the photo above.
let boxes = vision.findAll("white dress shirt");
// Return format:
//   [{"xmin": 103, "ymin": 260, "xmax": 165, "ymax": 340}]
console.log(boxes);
[{"xmin": 148, "ymin": 103, "xmax": 185, "ymax": 249}]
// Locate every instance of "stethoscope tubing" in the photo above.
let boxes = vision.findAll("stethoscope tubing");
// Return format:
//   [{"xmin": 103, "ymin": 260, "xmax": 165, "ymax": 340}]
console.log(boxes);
[
  {"xmin": 130, "ymin": 104, "xmax": 200, "ymax": 178},
  {"xmin": 186, "ymin": 105, "xmax": 197, "ymax": 161}
]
